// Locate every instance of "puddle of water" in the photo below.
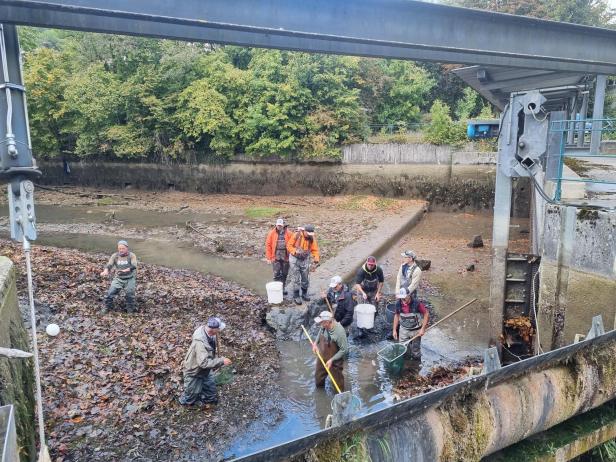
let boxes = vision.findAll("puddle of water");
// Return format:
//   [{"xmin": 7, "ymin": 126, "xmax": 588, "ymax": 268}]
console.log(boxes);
[
  {"xmin": 24, "ymin": 232, "xmax": 270, "ymax": 295},
  {"xmin": 224, "ymin": 322, "xmax": 482, "ymax": 459},
  {"xmin": 0, "ymin": 204, "xmax": 224, "ymax": 228}
]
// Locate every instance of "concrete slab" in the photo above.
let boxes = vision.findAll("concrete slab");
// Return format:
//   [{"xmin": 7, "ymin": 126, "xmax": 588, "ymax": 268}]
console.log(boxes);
[{"xmin": 308, "ymin": 202, "xmax": 427, "ymax": 295}]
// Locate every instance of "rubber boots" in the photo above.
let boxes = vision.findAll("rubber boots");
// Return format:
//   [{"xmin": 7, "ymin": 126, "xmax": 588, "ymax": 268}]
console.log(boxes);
[
  {"xmin": 301, "ymin": 288, "xmax": 310, "ymax": 302},
  {"xmin": 293, "ymin": 290, "xmax": 302, "ymax": 305}
]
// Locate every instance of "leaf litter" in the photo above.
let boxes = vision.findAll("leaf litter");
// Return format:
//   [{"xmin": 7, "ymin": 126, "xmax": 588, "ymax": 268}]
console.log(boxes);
[{"xmin": 1, "ymin": 240, "xmax": 281, "ymax": 462}]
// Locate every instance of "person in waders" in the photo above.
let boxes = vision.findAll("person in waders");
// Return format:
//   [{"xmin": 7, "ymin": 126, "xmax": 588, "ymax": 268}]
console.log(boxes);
[
  {"xmin": 395, "ymin": 250, "xmax": 422, "ymax": 298},
  {"xmin": 322, "ymin": 275, "xmax": 355, "ymax": 331},
  {"xmin": 179, "ymin": 317, "xmax": 232, "ymax": 406},
  {"xmin": 312, "ymin": 311, "xmax": 348, "ymax": 393},
  {"xmin": 392, "ymin": 288, "xmax": 429, "ymax": 361},
  {"xmin": 265, "ymin": 217, "xmax": 292, "ymax": 295},
  {"xmin": 100, "ymin": 240, "xmax": 138, "ymax": 313},
  {"xmin": 287, "ymin": 225, "xmax": 320, "ymax": 305}
]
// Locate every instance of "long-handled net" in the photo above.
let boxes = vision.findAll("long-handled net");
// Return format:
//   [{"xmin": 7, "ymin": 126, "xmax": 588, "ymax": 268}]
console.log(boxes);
[{"xmin": 377, "ymin": 299, "xmax": 477, "ymax": 365}]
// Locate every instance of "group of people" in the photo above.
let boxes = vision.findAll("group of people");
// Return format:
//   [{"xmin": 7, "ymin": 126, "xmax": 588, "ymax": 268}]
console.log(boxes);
[
  {"xmin": 97, "ymin": 215, "xmax": 428, "ymax": 406},
  {"xmin": 265, "ymin": 217, "xmax": 429, "ymax": 395}
]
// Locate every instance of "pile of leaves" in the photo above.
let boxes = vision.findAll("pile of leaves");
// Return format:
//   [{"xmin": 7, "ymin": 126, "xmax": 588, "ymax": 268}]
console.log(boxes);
[
  {"xmin": 504, "ymin": 316, "xmax": 535, "ymax": 345},
  {"xmin": 1, "ymin": 240, "xmax": 279, "ymax": 461},
  {"xmin": 393, "ymin": 360, "xmax": 482, "ymax": 400}
]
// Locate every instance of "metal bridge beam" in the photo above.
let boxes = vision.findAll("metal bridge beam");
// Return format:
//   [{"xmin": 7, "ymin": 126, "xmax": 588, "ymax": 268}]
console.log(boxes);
[{"xmin": 2, "ymin": 0, "xmax": 616, "ymax": 73}]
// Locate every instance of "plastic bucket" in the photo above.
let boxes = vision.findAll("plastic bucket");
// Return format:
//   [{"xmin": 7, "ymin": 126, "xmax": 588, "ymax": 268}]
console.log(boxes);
[
  {"xmin": 266, "ymin": 281, "xmax": 283, "ymax": 304},
  {"xmin": 355, "ymin": 304, "xmax": 376, "ymax": 329}
]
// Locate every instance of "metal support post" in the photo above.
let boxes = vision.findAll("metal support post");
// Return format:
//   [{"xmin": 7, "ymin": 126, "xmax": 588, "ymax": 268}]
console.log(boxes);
[
  {"xmin": 489, "ymin": 165, "xmax": 511, "ymax": 349},
  {"xmin": 590, "ymin": 74, "xmax": 607, "ymax": 154},
  {"xmin": 0, "ymin": 23, "xmax": 39, "ymax": 242},
  {"xmin": 566, "ymin": 95, "xmax": 576, "ymax": 145},
  {"xmin": 577, "ymin": 92, "xmax": 589, "ymax": 147}
]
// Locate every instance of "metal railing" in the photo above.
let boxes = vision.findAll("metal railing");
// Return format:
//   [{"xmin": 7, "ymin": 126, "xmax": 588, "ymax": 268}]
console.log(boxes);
[
  {"xmin": 0, "ymin": 405, "xmax": 18, "ymax": 462},
  {"xmin": 549, "ymin": 118, "xmax": 616, "ymax": 202}
]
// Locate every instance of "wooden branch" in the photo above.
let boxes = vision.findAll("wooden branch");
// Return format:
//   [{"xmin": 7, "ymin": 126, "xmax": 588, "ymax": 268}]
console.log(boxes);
[{"xmin": 0, "ymin": 347, "xmax": 33, "ymax": 358}]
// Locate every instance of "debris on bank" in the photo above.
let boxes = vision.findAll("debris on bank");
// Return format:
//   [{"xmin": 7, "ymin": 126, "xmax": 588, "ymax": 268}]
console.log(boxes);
[
  {"xmin": 1, "ymin": 241, "xmax": 280, "ymax": 462},
  {"xmin": 394, "ymin": 360, "xmax": 483, "ymax": 400}
]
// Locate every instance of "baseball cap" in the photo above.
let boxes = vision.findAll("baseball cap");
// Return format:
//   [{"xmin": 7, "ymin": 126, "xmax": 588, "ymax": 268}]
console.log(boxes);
[
  {"xmin": 329, "ymin": 275, "xmax": 342, "ymax": 288},
  {"xmin": 401, "ymin": 250, "xmax": 417, "ymax": 259},
  {"xmin": 314, "ymin": 311, "xmax": 333, "ymax": 323},
  {"xmin": 396, "ymin": 288, "xmax": 410, "ymax": 299},
  {"xmin": 207, "ymin": 317, "xmax": 226, "ymax": 330},
  {"xmin": 304, "ymin": 224, "xmax": 315, "ymax": 234},
  {"xmin": 275, "ymin": 218, "xmax": 285, "ymax": 226}
]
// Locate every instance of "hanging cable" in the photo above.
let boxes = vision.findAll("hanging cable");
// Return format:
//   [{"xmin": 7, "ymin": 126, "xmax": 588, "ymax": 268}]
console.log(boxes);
[{"xmin": 23, "ymin": 237, "xmax": 51, "ymax": 461}]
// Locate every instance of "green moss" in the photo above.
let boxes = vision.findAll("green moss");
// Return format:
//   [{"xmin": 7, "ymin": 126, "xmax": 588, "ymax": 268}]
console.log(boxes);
[{"xmin": 244, "ymin": 206, "xmax": 284, "ymax": 219}]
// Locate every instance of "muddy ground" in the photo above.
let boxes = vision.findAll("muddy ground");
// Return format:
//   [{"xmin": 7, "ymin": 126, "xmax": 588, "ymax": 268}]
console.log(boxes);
[
  {"xmin": 1, "ymin": 186, "xmax": 424, "ymax": 263},
  {"xmin": 2, "ymin": 241, "xmax": 278, "ymax": 462}
]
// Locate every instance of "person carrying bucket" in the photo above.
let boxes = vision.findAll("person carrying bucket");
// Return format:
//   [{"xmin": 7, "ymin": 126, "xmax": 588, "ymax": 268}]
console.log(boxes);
[
  {"xmin": 265, "ymin": 217, "xmax": 292, "ymax": 295},
  {"xmin": 354, "ymin": 256, "xmax": 384, "ymax": 308},
  {"xmin": 312, "ymin": 311, "xmax": 348, "ymax": 392},
  {"xmin": 322, "ymin": 275, "xmax": 355, "ymax": 331},
  {"xmin": 392, "ymin": 288, "xmax": 429, "ymax": 361}
]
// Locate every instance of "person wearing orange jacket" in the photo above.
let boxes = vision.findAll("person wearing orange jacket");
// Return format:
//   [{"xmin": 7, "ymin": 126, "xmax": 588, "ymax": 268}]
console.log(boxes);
[
  {"xmin": 287, "ymin": 224, "xmax": 320, "ymax": 305},
  {"xmin": 265, "ymin": 218, "xmax": 292, "ymax": 295}
]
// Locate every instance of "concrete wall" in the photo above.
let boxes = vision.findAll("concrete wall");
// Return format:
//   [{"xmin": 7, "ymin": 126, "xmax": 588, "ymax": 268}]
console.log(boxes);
[
  {"xmin": 0, "ymin": 257, "xmax": 36, "ymax": 461},
  {"xmin": 537, "ymin": 205, "xmax": 616, "ymax": 350},
  {"xmin": 342, "ymin": 143, "xmax": 496, "ymax": 165},
  {"xmin": 38, "ymin": 161, "xmax": 496, "ymax": 210}
]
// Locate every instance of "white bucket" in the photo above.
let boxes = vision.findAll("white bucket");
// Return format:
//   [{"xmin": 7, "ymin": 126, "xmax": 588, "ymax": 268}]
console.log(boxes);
[
  {"xmin": 355, "ymin": 304, "xmax": 376, "ymax": 329},
  {"xmin": 266, "ymin": 281, "xmax": 284, "ymax": 304}
]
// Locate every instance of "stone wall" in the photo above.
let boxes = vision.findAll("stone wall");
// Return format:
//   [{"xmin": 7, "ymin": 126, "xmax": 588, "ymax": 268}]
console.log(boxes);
[
  {"xmin": 537, "ymin": 205, "xmax": 616, "ymax": 350},
  {"xmin": 342, "ymin": 143, "xmax": 496, "ymax": 165},
  {"xmin": 0, "ymin": 256, "xmax": 36, "ymax": 461}
]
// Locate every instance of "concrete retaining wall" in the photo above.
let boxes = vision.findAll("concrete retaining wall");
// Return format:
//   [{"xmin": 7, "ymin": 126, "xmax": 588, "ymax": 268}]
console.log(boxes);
[
  {"xmin": 342, "ymin": 143, "xmax": 496, "ymax": 165},
  {"xmin": 537, "ymin": 205, "xmax": 616, "ymax": 350},
  {"xmin": 38, "ymin": 161, "xmax": 496, "ymax": 210},
  {"xmin": 0, "ymin": 256, "xmax": 36, "ymax": 461}
]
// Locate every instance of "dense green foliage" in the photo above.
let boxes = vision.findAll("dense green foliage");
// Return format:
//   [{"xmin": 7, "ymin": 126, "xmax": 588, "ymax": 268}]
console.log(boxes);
[
  {"xmin": 453, "ymin": 0, "xmax": 614, "ymax": 26},
  {"xmin": 424, "ymin": 101, "xmax": 468, "ymax": 146},
  {"xmin": 20, "ymin": 30, "xmax": 451, "ymax": 161}
]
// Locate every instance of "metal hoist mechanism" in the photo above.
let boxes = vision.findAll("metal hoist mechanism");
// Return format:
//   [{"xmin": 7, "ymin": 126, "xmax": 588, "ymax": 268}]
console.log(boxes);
[
  {"xmin": 0, "ymin": 23, "xmax": 52, "ymax": 461},
  {"xmin": 489, "ymin": 91, "xmax": 549, "ymax": 357}
]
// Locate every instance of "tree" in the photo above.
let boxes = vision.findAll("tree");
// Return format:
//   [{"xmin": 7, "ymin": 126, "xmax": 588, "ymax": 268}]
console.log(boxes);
[
  {"xmin": 424, "ymin": 100, "xmax": 467, "ymax": 146},
  {"xmin": 454, "ymin": 0, "xmax": 614, "ymax": 26}
]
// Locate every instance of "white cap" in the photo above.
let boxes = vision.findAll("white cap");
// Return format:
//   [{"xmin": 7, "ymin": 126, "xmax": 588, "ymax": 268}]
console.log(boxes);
[
  {"xmin": 314, "ymin": 311, "xmax": 333, "ymax": 323},
  {"xmin": 401, "ymin": 250, "xmax": 417, "ymax": 259},
  {"xmin": 329, "ymin": 275, "xmax": 342, "ymax": 288},
  {"xmin": 275, "ymin": 218, "xmax": 285, "ymax": 226},
  {"xmin": 396, "ymin": 288, "xmax": 410, "ymax": 299}
]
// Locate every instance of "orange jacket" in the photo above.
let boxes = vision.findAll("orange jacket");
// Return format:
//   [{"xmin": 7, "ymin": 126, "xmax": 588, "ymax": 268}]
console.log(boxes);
[
  {"xmin": 265, "ymin": 227, "xmax": 292, "ymax": 261},
  {"xmin": 287, "ymin": 230, "xmax": 320, "ymax": 262}
]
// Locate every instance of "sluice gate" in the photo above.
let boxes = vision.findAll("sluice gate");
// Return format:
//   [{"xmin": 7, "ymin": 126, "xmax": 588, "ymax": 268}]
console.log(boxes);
[{"xmin": 233, "ymin": 327, "xmax": 616, "ymax": 461}]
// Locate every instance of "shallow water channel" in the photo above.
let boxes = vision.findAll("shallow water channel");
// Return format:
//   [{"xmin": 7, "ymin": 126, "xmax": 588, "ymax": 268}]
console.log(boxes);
[{"xmin": 224, "ymin": 324, "xmax": 482, "ymax": 459}]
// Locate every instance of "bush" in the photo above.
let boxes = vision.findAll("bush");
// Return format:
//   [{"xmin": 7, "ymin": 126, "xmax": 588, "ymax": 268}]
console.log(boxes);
[{"xmin": 423, "ymin": 100, "xmax": 467, "ymax": 146}]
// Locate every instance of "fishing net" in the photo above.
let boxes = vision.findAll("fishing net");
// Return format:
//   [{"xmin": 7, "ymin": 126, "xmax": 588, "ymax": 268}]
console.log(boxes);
[
  {"xmin": 331, "ymin": 391, "xmax": 362, "ymax": 426},
  {"xmin": 377, "ymin": 343, "xmax": 407, "ymax": 375},
  {"xmin": 214, "ymin": 365, "xmax": 235, "ymax": 386}
]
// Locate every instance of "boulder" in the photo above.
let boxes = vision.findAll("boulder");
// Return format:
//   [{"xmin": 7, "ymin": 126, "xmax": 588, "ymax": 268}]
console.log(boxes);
[
  {"xmin": 468, "ymin": 235, "xmax": 484, "ymax": 248},
  {"xmin": 416, "ymin": 259, "xmax": 431, "ymax": 271}
]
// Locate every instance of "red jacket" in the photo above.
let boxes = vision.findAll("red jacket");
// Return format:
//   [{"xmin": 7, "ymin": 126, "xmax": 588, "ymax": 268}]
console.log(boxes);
[{"xmin": 265, "ymin": 227, "xmax": 292, "ymax": 261}]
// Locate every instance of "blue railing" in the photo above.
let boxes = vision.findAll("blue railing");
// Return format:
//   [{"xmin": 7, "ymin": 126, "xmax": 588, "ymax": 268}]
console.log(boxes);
[{"xmin": 549, "ymin": 118, "xmax": 616, "ymax": 202}]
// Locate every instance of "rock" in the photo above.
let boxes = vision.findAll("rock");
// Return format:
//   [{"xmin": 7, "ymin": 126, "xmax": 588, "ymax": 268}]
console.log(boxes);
[
  {"xmin": 416, "ymin": 259, "xmax": 431, "ymax": 271},
  {"xmin": 468, "ymin": 235, "xmax": 484, "ymax": 248},
  {"xmin": 466, "ymin": 264, "xmax": 475, "ymax": 272}
]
